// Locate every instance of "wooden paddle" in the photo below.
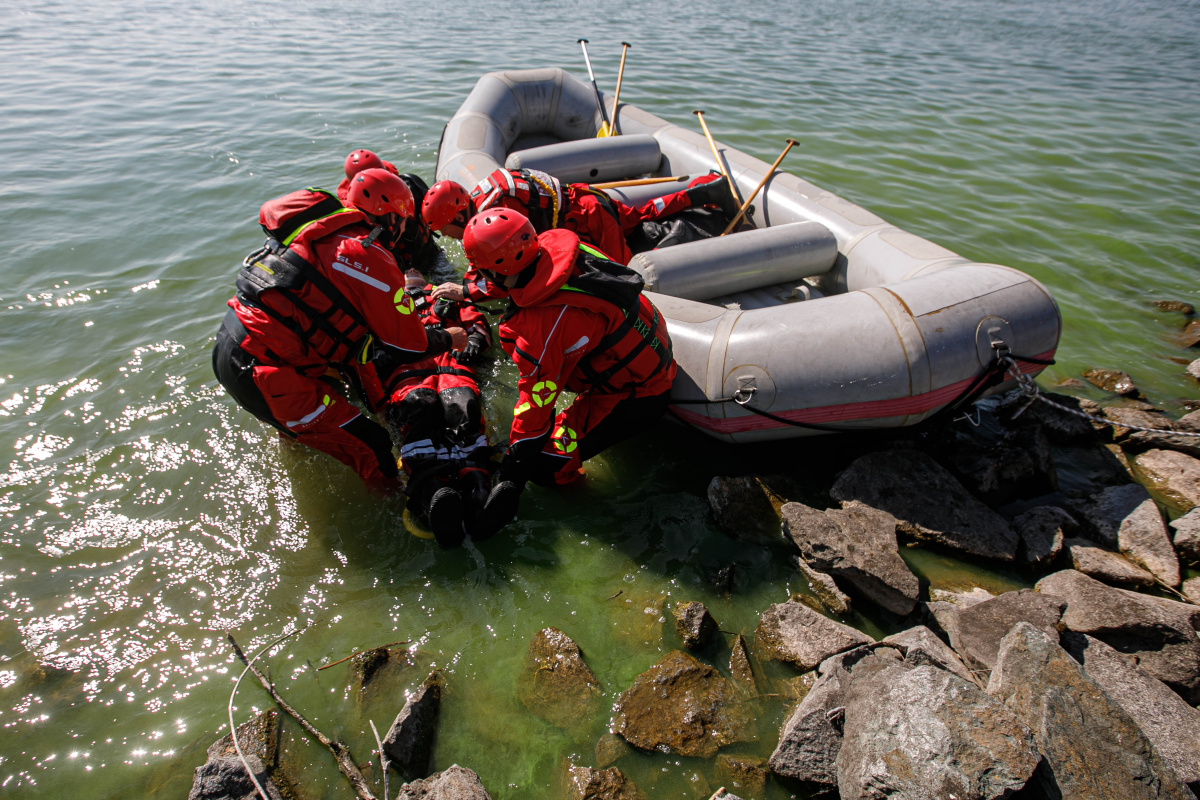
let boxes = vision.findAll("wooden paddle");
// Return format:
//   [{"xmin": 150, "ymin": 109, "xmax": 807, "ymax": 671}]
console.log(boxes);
[
  {"xmin": 721, "ymin": 138, "xmax": 798, "ymax": 236},
  {"xmin": 692, "ymin": 109, "xmax": 745, "ymax": 207},
  {"xmin": 590, "ymin": 175, "xmax": 688, "ymax": 190},
  {"xmin": 608, "ymin": 42, "xmax": 631, "ymax": 136}
]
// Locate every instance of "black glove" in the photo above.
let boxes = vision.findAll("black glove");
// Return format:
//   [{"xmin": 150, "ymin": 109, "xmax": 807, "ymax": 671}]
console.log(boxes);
[
  {"xmin": 684, "ymin": 174, "xmax": 740, "ymax": 220},
  {"xmin": 455, "ymin": 332, "xmax": 487, "ymax": 365}
]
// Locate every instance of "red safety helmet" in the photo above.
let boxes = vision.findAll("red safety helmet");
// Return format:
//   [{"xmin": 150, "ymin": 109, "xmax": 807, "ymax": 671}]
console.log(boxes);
[
  {"xmin": 345, "ymin": 168, "xmax": 415, "ymax": 218},
  {"xmin": 462, "ymin": 210, "xmax": 539, "ymax": 275},
  {"xmin": 344, "ymin": 149, "xmax": 384, "ymax": 179},
  {"xmin": 422, "ymin": 180, "xmax": 472, "ymax": 231}
]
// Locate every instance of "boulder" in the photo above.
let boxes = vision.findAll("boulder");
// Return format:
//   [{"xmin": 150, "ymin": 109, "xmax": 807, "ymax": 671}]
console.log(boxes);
[
  {"xmin": 1153, "ymin": 300, "xmax": 1195, "ymax": 315},
  {"xmin": 189, "ymin": 711, "xmax": 284, "ymax": 800},
  {"xmin": 611, "ymin": 650, "xmax": 752, "ymax": 758},
  {"xmin": 791, "ymin": 556, "xmax": 852, "ymax": 615},
  {"xmin": 1103, "ymin": 406, "xmax": 1176, "ymax": 442},
  {"xmin": 1062, "ymin": 537, "xmax": 1156, "ymax": 587},
  {"xmin": 1083, "ymin": 367, "xmax": 1141, "ymax": 397},
  {"xmin": 1072, "ymin": 483, "xmax": 1179, "ymax": 586},
  {"xmin": 565, "ymin": 766, "xmax": 647, "ymax": 800},
  {"xmin": 383, "ymin": 672, "xmax": 442, "ymax": 779},
  {"xmin": 1172, "ymin": 507, "xmax": 1200, "ymax": 561},
  {"xmin": 928, "ymin": 587, "xmax": 995, "ymax": 607},
  {"xmin": 351, "ymin": 646, "xmax": 391, "ymax": 692},
  {"xmin": 837, "ymin": 661, "xmax": 1039, "ymax": 800},
  {"xmin": 1178, "ymin": 318, "xmax": 1200, "ymax": 348},
  {"xmin": 997, "ymin": 390, "xmax": 1102, "ymax": 444},
  {"xmin": 1184, "ymin": 577, "xmax": 1200, "ymax": 605},
  {"xmin": 987, "ymin": 623, "xmax": 1193, "ymax": 799},
  {"xmin": 883, "ymin": 625, "xmax": 978, "ymax": 686},
  {"xmin": 1012, "ymin": 505, "xmax": 1073, "ymax": 568},
  {"xmin": 1116, "ymin": 587, "xmax": 1200, "ymax": 633},
  {"xmin": 768, "ymin": 647, "xmax": 897, "ymax": 787},
  {"xmin": 755, "ymin": 600, "xmax": 873, "ymax": 671},
  {"xmin": 396, "ymin": 764, "xmax": 492, "ymax": 800},
  {"xmin": 715, "ymin": 755, "xmax": 767, "ymax": 799},
  {"xmin": 829, "ymin": 450, "xmax": 1019, "ymax": 562},
  {"xmin": 923, "ymin": 419, "xmax": 1056, "ymax": 506},
  {"xmin": 707, "ymin": 475, "xmax": 786, "ymax": 547},
  {"xmin": 1134, "ymin": 449, "xmax": 1200, "ymax": 511},
  {"xmin": 781, "ymin": 500, "xmax": 918, "ymax": 615},
  {"xmin": 1107, "ymin": 407, "xmax": 1200, "ymax": 459},
  {"xmin": 728, "ymin": 634, "xmax": 756, "ymax": 693},
  {"xmin": 673, "ymin": 601, "xmax": 718, "ymax": 651},
  {"xmin": 949, "ymin": 589, "xmax": 1065, "ymax": 674},
  {"xmin": 1036, "ymin": 569, "xmax": 1200, "ymax": 703},
  {"xmin": 594, "ymin": 733, "xmax": 631, "ymax": 769},
  {"xmin": 1062, "ymin": 633, "xmax": 1200, "ymax": 784},
  {"xmin": 517, "ymin": 628, "xmax": 603, "ymax": 731},
  {"xmin": 1189, "ymin": 358, "xmax": 1200, "ymax": 382}
]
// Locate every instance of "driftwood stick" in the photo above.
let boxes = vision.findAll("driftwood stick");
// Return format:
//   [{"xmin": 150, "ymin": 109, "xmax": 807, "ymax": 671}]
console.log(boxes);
[
  {"xmin": 369, "ymin": 719, "xmax": 389, "ymax": 800},
  {"xmin": 317, "ymin": 640, "xmax": 411, "ymax": 671},
  {"xmin": 228, "ymin": 634, "xmax": 378, "ymax": 800}
]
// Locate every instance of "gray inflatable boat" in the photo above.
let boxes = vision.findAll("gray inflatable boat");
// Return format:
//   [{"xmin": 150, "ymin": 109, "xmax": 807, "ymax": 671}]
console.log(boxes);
[{"xmin": 436, "ymin": 68, "xmax": 1061, "ymax": 443}]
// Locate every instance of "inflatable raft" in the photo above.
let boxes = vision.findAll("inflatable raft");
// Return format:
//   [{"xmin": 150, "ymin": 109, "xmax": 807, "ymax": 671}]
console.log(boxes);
[{"xmin": 436, "ymin": 69, "xmax": 1061, "ymax": 443}]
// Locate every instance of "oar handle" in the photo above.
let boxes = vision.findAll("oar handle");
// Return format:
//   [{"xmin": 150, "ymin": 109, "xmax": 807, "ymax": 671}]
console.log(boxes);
[
  {"xmin": 721, "ymin": 138, "xmax": 798, "ymax": 236},
  {"xmin": 611, "ymin": 42, "xmax": 631, "ymax": 136},
  {"xmin": 693, "ymin": 110, "xmax": 744, "ymax": 206},
  {"xmin": 590, "ymin": 175, "xmax": 688, "ymax": 190},
  {"xmin": 578, "ymin": 38, "xmax": 611, "ymax": 130}
]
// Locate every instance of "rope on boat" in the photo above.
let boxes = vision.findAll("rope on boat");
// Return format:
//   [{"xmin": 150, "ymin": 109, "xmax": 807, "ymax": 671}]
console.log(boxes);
[{"xmin": 1000, "ymin": 355, "xmax": 1200, "ymax": 438}]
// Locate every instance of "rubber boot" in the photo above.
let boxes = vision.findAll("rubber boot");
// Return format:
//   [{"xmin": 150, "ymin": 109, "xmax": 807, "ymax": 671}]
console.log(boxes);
[
  {"xmin": 684, "ymin": 175, "xmax": 740, "ymax": 221},
  {"xmin": 473, "ymin": 481, "xmax": 523, "ymax": 542},
  {"xmin": 427, "ymin": 487, "xmax": 466, "ymax": 549}
]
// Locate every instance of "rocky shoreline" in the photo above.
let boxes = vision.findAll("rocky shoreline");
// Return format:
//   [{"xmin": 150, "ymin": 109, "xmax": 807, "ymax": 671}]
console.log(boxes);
[{"xmin": 191, "ymin": 344, "xmax": 1199, "ymax": 797}]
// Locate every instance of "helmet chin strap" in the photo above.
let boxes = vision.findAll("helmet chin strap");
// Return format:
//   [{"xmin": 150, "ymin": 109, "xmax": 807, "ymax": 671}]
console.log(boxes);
[{"xmin": 362, "ymin": 225, "xmax": 384, "ymax": 248}]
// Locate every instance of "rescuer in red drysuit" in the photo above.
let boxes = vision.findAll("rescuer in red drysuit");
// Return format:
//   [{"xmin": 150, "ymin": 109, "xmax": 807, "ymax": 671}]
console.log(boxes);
[
  {"xmin": 462, "ymin": 209, "xmax": 677, "ymax": 534},
  {"xmin": 212, "ymin": 169, "xmax": 467, "ymax": 490},
  {"xmin": 382, "ymin": 269, "xmax": 497, "ymax": 546},
  {"xmin": 422, "ymin": 169, "xmax": 736, "ymax": 303},
  {"xmin": 337, "ymin": 149, "xmax": 441, "ymax": 274}
]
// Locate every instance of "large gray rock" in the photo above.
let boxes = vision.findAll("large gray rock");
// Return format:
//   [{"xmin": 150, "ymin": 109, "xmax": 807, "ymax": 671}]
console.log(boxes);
[
  {"xmin": 949, "ymin": 589, "xmax": 1065, "ymax": 674},
  {"xmin": 189, "ymin": 712, "xmax": 284, "ymax": 800},
  {"xmin": 396, "ymin": 764, "xmax": 492, "ymax": 800},
  {"xmin": 565, "ymin": 766, "xmax": 647, "ymax": 800},
  {"xmin": 707, "ymin": 475, "xmax": 786, "ymax": 546},
  {"xmin": 1062, "ymin": 633, "xmax": 1200, "ymax": 784},
  {"xmin": 1170, "ymin": 506, "xmax": 1200, "ymax": 561},
  {"xmin": 923, "ymin": 420, "xmax": 1056, "ymax": 506},
  {"xmin": 1012, "ymin": 505, "xmax": 1074, "ymax": 568},
  {"xmin": 1036, "ymin": 570, "xmax": 1200, "ymax": 703},
  {"xmin": 1189, "ymin": 358, "xmax": 1200, "ymax": 381},
  {"xmin": 516, "ymin": 628, "xmax": 603, "ymax": 731},
  {"xmin": 768, "ymin": 647, "xmax": 898, "ymax": 787},
  {"xmin": 611, "ymin": 650, "xmax": 751, "ymax": 758},
  {"xmin": 383, "ymin": 673, "xmax": 442, "ymax": 779},
  {"xmin": 1184, "ymin": 577, "xmax": 1200, "ymax": 605},
  {"xmin": 997, "ymin": 390, "xmax": 1102, "ymax": 444},
  {"xmin": 728, "ymin": 634, "xmax": 757, "ymax": 693},
  {"xmin": 1134, "ymin": 449, "xmax": 1200, "ymax": 511},
  {"xmin": 781, "ymin": 500, "xmax": 918, "ymax": 615},
  {"xmin": 884, "ymin": 625, "xmax": 978, "ymax": 686},
  {"xmin": 1073, "ymin": 483, "xmax": 1179, "ymax": 586},
  {"xmin": 1062, "ymin": 537, "xmax": 1157, "ymax": 587},
  {"xmin": 1107, "ymin": 407, "xmax": 1200, "ymax": 460},
  {"xmin": 791, "ymin": 556, "xmax": 852, "ymax": 615},
  {"xmin": 987, "ymin": 623, "xmax": 1193, "ymax": 799},
  {"xmin": 829, "ymin": 449, "xmax": 1019, "ymax": 562},
  {"xmin": 755, "ymin": 599, "xmax": 873, "ymax": 671},
  {"xmin": 837, "ymin": 661, "xmax": 1039, "ymax": 800}
]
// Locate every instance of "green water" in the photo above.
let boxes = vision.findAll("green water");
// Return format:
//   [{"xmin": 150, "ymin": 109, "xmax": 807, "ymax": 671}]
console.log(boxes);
[{"xmin": 2, "ymin": 0, "xmax": 1198, "ymax": 797}]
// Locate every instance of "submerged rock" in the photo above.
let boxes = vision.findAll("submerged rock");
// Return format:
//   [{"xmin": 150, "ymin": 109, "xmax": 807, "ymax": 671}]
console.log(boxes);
[
  {"xmin": 594, "ymin": 733, "xmax": 631, "ymax": 769},
  {"xmin": 1012, "ymin": 505, "xmax": 1073, "ymax": 568},
  {"xmin": 829, "ymin": 449, "xmax": 1018, "ymax": 562},
  {"xmin": 791, "ymin": 556, "xmax": 852, "ymax": 616},
  {"xmin": 517, "ymin": 627, "xmax": 603, "ymax": 731},
  {"xmin": 707, "ymin": 475, "xmax": 786, "ymax": 547},
  {"xmin": 1062, "ymin": 537, "xmax": 1157, "ymax": 587},
  {"xmin": 188, "ymin": 711, "xmax": 284, "ymax": 800},
  {"xmin": 1072, "ymin": 483, "xmax": 1179, "ymax": 586},
  {"xmin": 837, "ymin": 660, "xmax": 1039, "ymax": 800},
  {"xmin": 1083, "ymin": 367, "xmax": 1141, "ymax": 397},
  {"xmin": 1062, "ymin": 632, "xmax": 1200, "ymax": 785},
  {"xmin": 1177, "ymin": 318, "xmax": 1200, "ymax": 348},
  {"xmin": 1154, "ymin": 300, "xmax": 1195, "ymax": 315},
  {"xmin": 883, "ymin": 625, "xmax": 978, "ymax": 686},
  {"xmin": 755, "ymin": 599, "xmax": 873, "ymax": 671},
  {"xmin": 949, "ymin": 589, "xmax": 1065, "ymax": 674},
  {"xmin": 1134, "ymin": 448, "xmax": 1200, "ymax": 512},
  {"xmin": 351, "ymin": 646, "xmax": 392, "ymax": 692},
  {"xmin": 1036, "ymin": 569, "xmax": 1200, "ymax": 703},
  {"xmin": 672, "ymin": 601, "xmax": 718, "ymax": 651},
  {"xmin": 565, "ymin": 766, "xmax": 647, "ymax": 800},
  {"xmin": 728, "ymin": 633, "xmax": 757, "ymax": 693},
  {"xmin": 987, "ymin": 623, "xmax": 1193, "ymax": 799},
  {"xmin": 396, "ymin": 764, "xmax": 492, "ymax": 800},
  {"xmin": 383, "ymin": 672, "xmax": 443, "ymax": 779},
  {"xmin": 715, "ymin": 755, "xmax": 767, "ymax": 798},
  {"xmin": 781, "ymin": 500, "xmax": 918, "ymax": 615},
  {"xmin": 611, "ymin": 650, "xmax": 752, "ymax": 758}
]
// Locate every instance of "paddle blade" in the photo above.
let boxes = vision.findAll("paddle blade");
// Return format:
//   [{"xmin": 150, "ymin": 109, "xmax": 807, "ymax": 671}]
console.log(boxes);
[{"xmin": 596, "ymin": 121, "xmax": 611, "ymax": 138}]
